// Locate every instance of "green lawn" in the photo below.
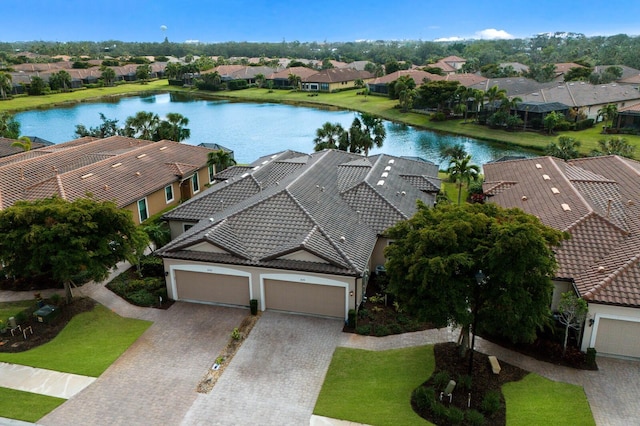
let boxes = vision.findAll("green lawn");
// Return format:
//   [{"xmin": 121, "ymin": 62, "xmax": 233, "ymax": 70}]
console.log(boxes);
[
  {"xmin": 503, "ymin": 373, "xmax": 595, "ymax": 426},
  {"xmin": 0, "ymin": 300, "xmax": 35, "ymax": 324},
  {"xmin": 314, "ymin": 345, "xmax": 433, "ymax": 426},
  {"xmin": 0, "ymin": 387, "xmax": 65, "ymax": 423},
  {"xmin": 315, "ymin": 345, "xmax": 595, "ymax": 426},
  {"xmin": 0, "ymin": 304, "xmax": 151, "ymax": 377}
]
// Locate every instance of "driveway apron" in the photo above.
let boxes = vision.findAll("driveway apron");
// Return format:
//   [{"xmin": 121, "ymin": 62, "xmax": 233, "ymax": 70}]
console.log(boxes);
[
  {"xmin": 181, "ymin": 312, "xmax": 344, "ymax": 426},
  {"xmin": 38, "ymin": 302, "xmax": 248, "ymax": 426}
]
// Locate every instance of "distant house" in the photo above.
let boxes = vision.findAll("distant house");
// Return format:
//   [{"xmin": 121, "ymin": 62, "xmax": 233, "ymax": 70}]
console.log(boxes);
[
  {"xmin": 267, "ymin": 67, "xmax": 319, "ymax": 88},
  {"xmin": 197, "ymin": 143, "xmax": 234, "ymax": 159},
  {"xmin": 0, "ymin": 136, "xmax": 212, "ymax": 225},
  {"xmin": 157, "ymin": 149, "xmax": 441, "ymax": 319},
  {"xmin": 512, "ymin": 101, "xmax": 571, "ymax": 129},
  {"xmin": 367, "ymin": 70, "xmax": 443, "ymax": 95},
  {"xmin": 483, "ymin": 155, "xmax": 640, "ymax": 359},
  {"xmin": 0, "ymin": 136, "xmax": 54, "ymax": 158},
  {"xmin": 430, "ymin": 56, "xmax": 466, "ymax": 75},
  {"xmin": 301, "ymin": 68, "xmax": 374, "ymax": 92},
  {"xmin": 468, "ymin": 77, "xmax": 558, "ymax": 98},
  {"xmin": 615, "ymin": 102, "xmax": 640, "ymax": 130}
]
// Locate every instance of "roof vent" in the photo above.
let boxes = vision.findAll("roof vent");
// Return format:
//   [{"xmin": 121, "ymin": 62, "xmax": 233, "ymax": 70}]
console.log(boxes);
[
  {"xmin": 209, "ymin": 217, "xmax": 214, "ymax": 222},
  {"xmin": 561, "ymin": 203, "xmax": 571, "ymax": 211},
  {"xmin": 377, "ymin": 180, "xmax": 385, "ymax": 186},
  {"xmin": 104, "ymin": 185, "xmax": 109, "ymax": 190},
  {"xmin": 381, "ymin": 172, "xmax": 389, "ymax": 178},
  {"xmin": 136, "ymin": 153, "xmax": 147, "ymax": 159},
  {"xmin": 597, "ymin": 266, "xmax": 606, "ymax": 273},
  {"xmin": 384, "ymin": 166, "xmax": 391, "ymax": 171},
  {"xmin": 159, "ymin": 146, "xmax": 168, "ymax": 150},
  {"xmin": 81, "ymin": 173, "xmax": 93, "ymax": 179},
  {"xmin": 339, "ymin": 236, "xmax": 346, "ymax": 242},
  {"xmin": 535, "ymin": 163, "xmax": 542, "ymax": 169},
  {"xmin": 388, "ymin": 159, "xmax": 395, "ymax": 164},
  {"xmin": 628, "ymin": 200, "xmax": 635, "ymax": 206},
  {"xmin": 241, "ymin": 173, "xmax": 249, "ymax": 178},
  {"xmin": 135, "ymin": 171, "xmax": 141, "ymax": 176},
  {"xmin": 551, "ymin": 187, "xmax": 560, "ymax": 194},
  {"xmin": 522, "ymin": 195, "xmax": 528, "ymax": 201},
  {"xmin": 111, "ymin": 162, "xmax": 122, "ymax": 168},
  {"xmin": 542, "ymin": 174, "xmax": 550, "ymax": 180},
  {"xmin": 401, "ymin": 191, "xmax": 406, "ymax": 196}
]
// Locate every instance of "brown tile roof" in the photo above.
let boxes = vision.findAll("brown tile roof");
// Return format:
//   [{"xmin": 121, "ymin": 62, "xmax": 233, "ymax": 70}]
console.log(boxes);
[
  {"xmin": 444, "ymin": 73, "xmax": 488, "ymax": 87},
  {"xmin": 302, "ymin": 68, "xmax": 374, "ymax": 83},
  {"xmin": 369, "ymin": 70, "xmax": 444, "ymax": 85},
  {"xmin": 0, "ymin": 136, "xmax": 210, "ymax": 210},
  {"xmin": 0, "ymin": 137, "xmax": 52, "ymax": 159},
  {"xmin": 268, "ymin": 67, "xmax": 319, "ymax": 80},
  {"xmin": 554, "ymin": 62, "xmax": 585, "ymax": 74},
  {"xmin": 159, "ymin": 150, "xmax": 440, "ymax": 277},
  {"xmin": 483, "ymin": 155, "xmax": 640, "ymax": 307}
]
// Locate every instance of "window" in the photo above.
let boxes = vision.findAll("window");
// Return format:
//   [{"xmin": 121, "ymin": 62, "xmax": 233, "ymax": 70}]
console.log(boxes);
[
  {"xmin": 192, "ymin": 172, "xmax": 200, "ymax": 193},
  {"xmin": 137, "ymin": 198, "xmax": 149, "ymax": 222},
  {"xmin": 165, "ymin": 184, "xmax": 174, "ymax": 203},
  {"xmin": 320, "ymin": 83, "xmax": 329, "ymax": 91},
  {"xmin": 208, "ymin": 164, "xmax": 215, "ymax": 183}
]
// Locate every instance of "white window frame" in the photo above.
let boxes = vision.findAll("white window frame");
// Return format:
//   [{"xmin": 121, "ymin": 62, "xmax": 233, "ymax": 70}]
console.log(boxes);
[
  {"xmin": 192, "ymin": 172, "xmax": 200, "ymax": 194},
  {"xmin": 208, "ymin": 164, "xmax": 215, "ymax": 183},
  {"xmin": 137, "ymin": 198, "xmax": 149, "ymax": 223},
  {"xmin": 165, "ymin": 184, "xmax": 174, "ymax": 203}
]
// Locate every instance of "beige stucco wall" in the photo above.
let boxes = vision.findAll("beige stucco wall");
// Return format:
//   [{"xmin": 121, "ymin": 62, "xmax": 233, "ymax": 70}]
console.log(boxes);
[
  {"xmin": 162, "ymin": 258, "xmax": 359, "ymax": 319},
  {"xmin": 370, "ymin": 238, "xmax": 391, "ymax": 271},
  {"xmin": 550, "ymin": 280, "xmax": 574, "ymax": 312},
  {"xmin": 580, "ymin": 303, "xmax": 640, "ymax": 353}
]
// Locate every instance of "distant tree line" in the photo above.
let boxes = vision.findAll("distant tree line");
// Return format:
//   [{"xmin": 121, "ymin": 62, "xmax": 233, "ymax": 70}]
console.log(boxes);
[{"xmin": 2, "ymin": 32, "xmax": 640, "ymax": 69}]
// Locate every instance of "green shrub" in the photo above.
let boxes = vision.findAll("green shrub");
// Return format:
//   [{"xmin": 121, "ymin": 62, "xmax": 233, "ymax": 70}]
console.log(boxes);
[
  {"xmin": 231, "ymin": 327, "xmax": 242, "ymax": 340},
  {"xmin": 466, "ymin": 409, "xmax": 486, "ymax": 426},
  {"xmin": 347, "ymin": 309, "xmax": 356, "ymax": 328},
  {"xmin": 137, "ymin": 255, "xmax": 164, "ymax": 277},
  {"xmin": 586, "ymin": 347, "xmax": 597, "ymax": 368},
  {"xmin": 433, "ymin": 370, "xmax": 450, "ymax": 389},
  {"xmin": 374, "ymin": 325, "xmax": 389, "ymax": 337},
  {"xmin": 480, "ymin": 390, "xmax": 502, "ymax": 416},
  {"xmin": 355, "ymin": 324, "xmax": 371, "ymax": 335},
  {"xmin": 358, "ymin": 308, "xmax": 369, "ymax": 319},
  {"xmin": 127, "ymin": 289, "xmax": 158, "ymax": 307},
  {"xmin": 227, "ymin": 79, "xmax": 248, "ymax": 90},
  {"xmin": 49, "ymin": 293, "xmax": 62, "ymax": 306},
  {"xmin": 447, "ymin": 406, "xmax": 465, "ymax": 425},
  {"xmin": 430, "ymin": 112, "xmax": 447, "ymax": 122},
  {"xmin": 430, "ymin": 401, "xmax": 449, "ymax": 423},
  {"xmin": 15, "ymin": 311, "xmax": 28, "ymax": 325},
  {"xmin": 396, "ymin": 314, "xmax": 410, "ymax": 325},
  {"xmin": 250, "ymin": 299, "xmax": 258, "ymax": 316},
  {"xmin": 457, "ymin": 373, "xmax": 472, "ymax": 391},
  {"xmin": 412, "ymin": 386, "xmax": 435, "ymax": 412},
  {"xmin": 388, "ymin": 323, "xmax": 404, "ymax": 335}
]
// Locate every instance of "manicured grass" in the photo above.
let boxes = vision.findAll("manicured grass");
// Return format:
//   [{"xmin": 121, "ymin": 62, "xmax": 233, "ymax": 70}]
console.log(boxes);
[
  {"xmin": 0, "ymin": 300, "xmax": 35, "ymax": 324},
  {"xmin": 0, "ymin": 304, "xmax": 151, "ymax": 377},
  {"xmin": 503, "ymin": 373, "xmax": 595, "ymax": 426},
  {"xmin": 0, "ymin": 387, "xmax": 65, "ymax": 423},
  {"xmin": 314, "ymin": 345, "xmax": 434, "ymax": 426}
]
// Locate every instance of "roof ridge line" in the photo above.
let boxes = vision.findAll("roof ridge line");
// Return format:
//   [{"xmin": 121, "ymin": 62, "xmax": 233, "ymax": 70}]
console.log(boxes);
[
  {"xmin": 565, "ymin": 210, "xmax": 629, "ymax": 235},
  {"xmin": 583, "ymin": 252, "xmax": 640, "ymax": 300}
]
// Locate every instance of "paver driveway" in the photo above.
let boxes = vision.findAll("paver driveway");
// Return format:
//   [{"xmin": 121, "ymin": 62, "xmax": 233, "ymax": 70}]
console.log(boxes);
[
  {"xmin": 181, "ymin": 312, "xmax": 344, "ymax": 426},
  {"xmin": 39, "ymin": 302, "xmax": 247, "ymax": 426}
]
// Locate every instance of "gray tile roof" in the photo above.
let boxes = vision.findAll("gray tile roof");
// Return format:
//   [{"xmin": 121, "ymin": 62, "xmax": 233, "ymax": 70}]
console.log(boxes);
[
  {"xmin": 483, "ymin": 155, "xmax": 640, "ymax": 308},
  {"xmin": 158, "ymin": 150, "xmax": 440, "ymax": 276}
]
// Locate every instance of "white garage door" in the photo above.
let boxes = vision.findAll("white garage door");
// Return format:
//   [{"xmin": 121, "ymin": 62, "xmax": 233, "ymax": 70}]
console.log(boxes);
[
  {"xmin": 264, "ymin": 279, "xmax": 345, "ymax": 318},
  {"xmin": 595, "ymin": 318, "xmax": 640, "ymax": 358},
  {"xmin": 175, "ymin": 270, "xmax": 250, "ymax": 306}
]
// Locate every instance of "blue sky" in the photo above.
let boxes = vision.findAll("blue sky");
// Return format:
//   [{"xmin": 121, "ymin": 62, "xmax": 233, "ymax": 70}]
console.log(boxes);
[{"xmin": 3, "ymin": 0, "xmax": 639, "ymax": 43}]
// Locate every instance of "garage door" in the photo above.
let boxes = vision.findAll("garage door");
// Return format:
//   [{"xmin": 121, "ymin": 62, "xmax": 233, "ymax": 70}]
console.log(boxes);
[
  {"xmin": 175, "ymin": 270, "xmax": 250, "ymax": 306},
  {"xmin": 264, "ymin": 279, "xmax": 345, "ymax": 318},
  {"xmin": 595, "ymin": 318, "xmax": 640, "ymax": 358}
]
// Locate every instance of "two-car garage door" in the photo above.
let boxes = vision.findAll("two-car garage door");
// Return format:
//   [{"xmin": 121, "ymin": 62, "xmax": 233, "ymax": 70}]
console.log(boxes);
[
  {"xmin": 174, "ymin": 270, "xmax": 250, "ymax": 306},
  {"xmin": 172, "ymin": 269, "xmax": 347, "ymax": 318}
]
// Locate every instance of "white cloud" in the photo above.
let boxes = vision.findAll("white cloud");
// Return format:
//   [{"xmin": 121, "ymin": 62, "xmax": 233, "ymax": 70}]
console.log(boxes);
[
  {"xmin": 434, "ymin": 36, "xmax": 465, "ymax": 42},
  {"xmin": 475, "ymin": 29, "xmax": 514, "ymax": 40}
]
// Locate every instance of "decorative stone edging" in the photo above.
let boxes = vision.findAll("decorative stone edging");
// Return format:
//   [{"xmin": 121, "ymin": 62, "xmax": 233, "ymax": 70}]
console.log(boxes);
[{"xmin": 196, "ymin": 312, "xmax": 261, "ymax": 393}]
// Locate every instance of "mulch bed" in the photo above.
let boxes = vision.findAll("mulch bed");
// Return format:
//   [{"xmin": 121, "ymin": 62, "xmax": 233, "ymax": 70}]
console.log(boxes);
[
  {"xmin": 414, "ymin": 342, "xmax": 528, "ymax": 426},
  {"xmin": 0, "ymin": 298, "xmax": 96, "ymax": 353}
]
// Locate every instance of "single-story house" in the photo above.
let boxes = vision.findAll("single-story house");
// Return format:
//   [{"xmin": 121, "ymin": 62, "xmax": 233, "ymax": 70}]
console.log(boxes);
[
  {"xmin": 0, "ymin": 136, "xmax": 213, "ymax": 225},
  {"xmin": 483, "ymin": 155, "xmax": 640, "ymax": 359},
  {"xmin": 430, "ymin": 55, "xmax": 466, "ymax": 75},
  {"xmin": 267, "ymin": 67, "xmax": 319, "ymax": 88},
  {"xmin": 367, "ymin": 70, "xmax": 443, "ymax": 95},
  {"xmin": 468, "ymin": 77, "xmax": 558, "ymax": 98},
  {"xmin": 157, "ymin": 149, "xmax": 441, "ymax": 319},
  {"xmin": 301, "ymin": 69, "xmax": 375, "ymax": 92}
]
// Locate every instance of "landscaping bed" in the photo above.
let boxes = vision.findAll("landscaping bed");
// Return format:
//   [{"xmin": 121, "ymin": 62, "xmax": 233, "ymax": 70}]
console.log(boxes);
[
  {"xmin": 412, "ymin": 342, "xmax": 527, "ymax": 426},
  {"xmin": 106, "ymin": 255, "xmax": 173, "ymax": 309},
  {"xmin": 0, "ymin": 297, "xmax": 96, "ymax": 353}
]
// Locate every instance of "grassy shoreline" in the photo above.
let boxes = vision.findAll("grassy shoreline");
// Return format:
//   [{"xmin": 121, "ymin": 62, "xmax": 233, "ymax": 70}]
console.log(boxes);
[{"xmin": 2, "ymin": 80, "xmax": 638, "ymax": 158}]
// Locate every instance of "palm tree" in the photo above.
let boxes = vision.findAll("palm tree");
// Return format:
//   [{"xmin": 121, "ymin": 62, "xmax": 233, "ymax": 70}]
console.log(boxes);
[
  {"xmin": 123, "ymin": 111, "xmax": 160, "ymax": 140},
  {"xmin": 545, "ymin": 136, "xmax": 581, "ymax": 161},
  {"xmin": 447, "ymin": 155, "xmax": 480, "ymax": 205},
  {"xmin": 472, "ymin": 89, "xmax": 485, "ymax": 121},
  {"xmin": 255, "ymin": 74, "xmax": 265, "ymax": 88},
  {"xmin": 157, "ymin": 112, "xmax": 190, "ymax": 142},
  {"xmin": 0, "ymin": 72, "xmax": 12, "ymax": 100},
  {"xmin": 484, "ymin": 85, "xmax": 507, "ymax": 112},
  {"xmin": 101, "ymin": 67, "xmax": 116, "ymax": 87},
  {"xmin": 11, "ymin": 136, "xmax": 32, "ymax": 152},
  {"xmin": 500, "ymin": 96, "xmax": 522, "ymax": 116},
  {"xmin": 287, "ymin": 73, "xmax": 301, "ymax": 90},
  {"xmin": 597, "ymin": 104, "xmax": 618, "ymax": 129},
  {"xmin": 313, "ymin": 122, "xmax": 346, "ymax": 151},
  {"xmin": 207, "ymin": 150, "xmax": 237, "ymax": 175},
  {"xmin": 590, "ymin": 137, "xmax": 635, "ymax": 158},
  {"xmin": 358, "ymin": 113, "xmax": 387, "ymax": 157}
]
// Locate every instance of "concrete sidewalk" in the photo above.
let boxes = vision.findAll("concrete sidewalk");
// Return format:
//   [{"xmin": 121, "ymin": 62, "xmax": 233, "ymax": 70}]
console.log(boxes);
[{"xmin": 0, "ymin": 362, "xmax": 95, "ymax": 399}]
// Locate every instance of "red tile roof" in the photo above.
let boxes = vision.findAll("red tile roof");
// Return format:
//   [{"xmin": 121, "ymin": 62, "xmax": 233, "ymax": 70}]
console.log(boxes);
[{"xmin": 484, "ymin": 155, "xmax": 640, "ymax": 307}]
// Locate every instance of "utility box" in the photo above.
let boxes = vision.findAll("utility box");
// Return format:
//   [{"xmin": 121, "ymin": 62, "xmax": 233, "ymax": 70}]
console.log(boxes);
[{"xmin": 33, "ymin": 305, "xmax": 59, "ymax": 324}]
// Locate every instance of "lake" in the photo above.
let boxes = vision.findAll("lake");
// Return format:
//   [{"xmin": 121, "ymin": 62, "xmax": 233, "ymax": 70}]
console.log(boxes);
[{"xmin": 15, "ymin": 92, "xmax": 537, "ymax": 168}]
